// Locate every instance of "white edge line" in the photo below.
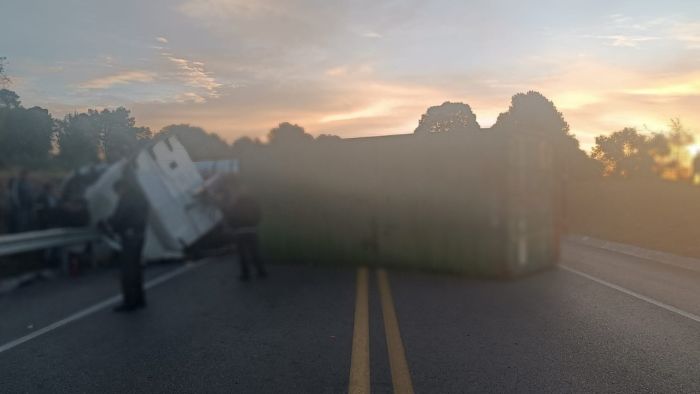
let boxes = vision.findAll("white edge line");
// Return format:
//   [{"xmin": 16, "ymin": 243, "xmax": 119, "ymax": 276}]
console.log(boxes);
[
  {"xmin": 0, "ymin": 261, "xmax": 203, "ymax": 355},
  {"xmin": 560, "ymin": 265, "xmax": 700, "ymax": 324},
  {"xmin": 565, "ymin": 239, "xmax": 700, "ymax": 275}
]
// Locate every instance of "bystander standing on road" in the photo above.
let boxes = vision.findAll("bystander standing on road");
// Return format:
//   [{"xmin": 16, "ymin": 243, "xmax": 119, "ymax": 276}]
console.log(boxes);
[
  {"xmin": 109, "ymin": 169, "xmax": 149, "ymax": 312},
  {"xmin": 230, "ymin": 184, "xmax": 267, "ymax": 281},
  {"xmin": 212, "ymin": 174, "xmax": 267, "ymax": 281}
]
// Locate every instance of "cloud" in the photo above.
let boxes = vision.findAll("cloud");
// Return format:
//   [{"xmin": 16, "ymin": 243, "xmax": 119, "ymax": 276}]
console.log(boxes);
[
  {"xmin": 175, "ymin": 0, "xmax": 415, "ymax": 57},
  {"xmin": 320, "ymin": 100, "xmax": 397, "ymax": 123},
  {"xmin": 73, "ymin": 49, "xmax": 222, "ymax": 105},
  {"xmin": 670, "ymin": 22, "xmax": 700, "ymax": 49},
  {"xmin": 164, "ymin": 54, "xmax": 222, "ymax": 98},
  {"xmin": 325, "ymin": 66, "xmax": 348, "ymax": 77},
  {"xmin": 600, "ymin": 15, "xmax": 700, "ymax": 49},
  {"xmin": 325, "ymin": 64, "xmax": 373, "ymax": 77},
  {"xmin": 362, "ymin": 31, "xmax": 382, "ymax": 39},
  {"xmin": 156, "ymin": 36, "xmax": 168, "ymax": 44},
  {"xmin": 130, "ymin": 77, "xmax": 449, "ymax": 141},
  {"xmin": 175, "ymin": 92, "xmax": 206, "ymax": 103},
  {"xmin": 606, "ymin": 35, "xmax": 660, "ymax": 47},
  {"xmin": 551, "ymin": 92, "xmax": 603, "ymax": 110},
  {"xmin": 178, "ymin": 0, "xmax": 282, "ymax": 19},
  {"xmin": 79, "ymin": 70, "xmax": 156, "ymax": 89},
  {"xmin": 177, "ymin": 0, "xmax": 344, "ymax": 47},
  {"xmin": 588, "ymin": 34, "xmax": 660, "ymax": 48},
  {"xmin": 624, "ymin": 74, "xmax": 700, "ymax": 96}
]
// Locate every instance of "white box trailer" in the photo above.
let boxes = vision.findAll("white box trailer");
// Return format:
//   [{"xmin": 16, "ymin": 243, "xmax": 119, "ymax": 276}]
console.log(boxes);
[{"xmin": 84, "ymin": 136, "xmax": 223, "ymax": 261}]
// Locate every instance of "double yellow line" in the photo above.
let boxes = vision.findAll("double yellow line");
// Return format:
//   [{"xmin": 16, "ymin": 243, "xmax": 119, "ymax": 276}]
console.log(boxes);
[{"xmin": 349, "ymin": 267, "xmax": 414, "ymax": 394}]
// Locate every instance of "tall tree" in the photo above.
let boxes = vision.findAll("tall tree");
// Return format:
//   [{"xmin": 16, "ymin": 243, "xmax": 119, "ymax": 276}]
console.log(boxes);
[
  {"xmin": 591, "ymin": 127, "xmax": 670, "ymax": 178},
  {"xmin": 0, "ymin": 57, "xmax": 10, "ymax": 87},
  {"xmin": 231, "ymin": 136, "xmax": 263, "ymax": 157},
  {"xmin": 267, "ymin": 122, "xmax": 313, "ymax": 146},
  {"xmin": 0, "ymin": 103, "xmax": 54, "ymax": 169},
  {"xmin": 664, "ymin": 118, "xmax": 694, "ymax": 180},
  {"xmin": 98, "ymin": 107, "xmax": 151, "ymax": 163},
  {"xmin": 0, "ymin": 89, "xmax": 20, "ymax": 109},
  {"xmin": 159, "ymin": 124, "xmax": 231, "ymax": 161},
  {"xmin": 414, "ymin": 102, "xmax": 480, "ymax": 133},
  {"xmin": 57, "ymin": 107, "xmax": 151, "ymax": 167},
  {"xmin": 493, "ymin": 91, "xmax": 601, "ymax": 179},
  {"xmin": 57, "ymin": 112, "xmax": 102, "ymax": 168}
]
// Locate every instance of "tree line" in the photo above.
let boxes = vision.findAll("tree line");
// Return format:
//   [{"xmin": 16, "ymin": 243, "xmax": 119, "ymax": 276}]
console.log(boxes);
[
  {"xmin": 0, "ymin": 92, "xmax": 231, "ymax": 170},
  {"xmin": 0, "ymin": 55, "xmax": 694, "ymax": 181}
]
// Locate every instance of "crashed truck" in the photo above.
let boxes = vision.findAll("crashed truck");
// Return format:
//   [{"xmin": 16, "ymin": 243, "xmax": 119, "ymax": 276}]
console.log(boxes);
[{"xmin": 71, "ymin": 136, "xmax": 227, "ymax": 262}]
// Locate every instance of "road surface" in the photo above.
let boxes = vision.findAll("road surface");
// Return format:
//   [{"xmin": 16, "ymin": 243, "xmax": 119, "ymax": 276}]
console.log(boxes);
[{"xmin": 3, "ymin": 240, "xmax": 700, "ymax": 393}]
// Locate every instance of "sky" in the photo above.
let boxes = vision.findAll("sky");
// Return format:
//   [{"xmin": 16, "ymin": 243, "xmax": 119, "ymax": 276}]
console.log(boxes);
[{"xmin": 2, "ymin": 0, "xmax": 700, "ymax": 150}]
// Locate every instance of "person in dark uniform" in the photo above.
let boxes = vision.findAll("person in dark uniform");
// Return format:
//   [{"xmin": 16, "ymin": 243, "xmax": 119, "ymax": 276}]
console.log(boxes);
[
  {"xmin": 35, "ymin": 182, "xmax": 57, "ymax": 230},
  {"xmin": 213, "ymin": 174, "xmax": 267, "ymax": 281},
  {"xmin": 6, "ymin": 169, "xmax": 34, "ymax": 233},
  {"xmin": 230, "ymin": 187, "xmax": 267, "ymax": 281},
  {"xmin": 109, "ymin": 170, "xmax": 149, "ymax": 312}
]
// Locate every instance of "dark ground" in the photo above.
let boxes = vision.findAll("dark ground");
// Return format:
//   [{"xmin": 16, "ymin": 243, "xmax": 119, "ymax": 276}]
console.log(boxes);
[{"xmin": 3, "ymin": 241, "xmax": 700, "ymax": 393}]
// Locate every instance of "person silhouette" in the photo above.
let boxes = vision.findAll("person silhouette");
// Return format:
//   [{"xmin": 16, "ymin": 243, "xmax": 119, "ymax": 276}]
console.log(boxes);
[
  {"xmin": 230, "ymin": 185, "xmax": 267, "ymax": 281},
  {"xmin": 6, "ymin": 169, "xmax": 33, "ymax": 233},
  {"xmin": 109, "ymin": 170, "xmax": 149, "ymax": 312},
  {"xmin": 213, "ymin": 174, "xmax": 267, "ymax": 281}
]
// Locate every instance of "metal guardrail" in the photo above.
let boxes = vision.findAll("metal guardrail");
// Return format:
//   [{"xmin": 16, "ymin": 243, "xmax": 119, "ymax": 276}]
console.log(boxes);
[{"xmin": 0, "ymin": 228, "xmax": 103, "ymax": 257}]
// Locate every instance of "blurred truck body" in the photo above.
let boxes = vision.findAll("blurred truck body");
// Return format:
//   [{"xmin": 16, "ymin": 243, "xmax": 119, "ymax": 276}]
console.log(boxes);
[{"xmin": 236, "ymin": 130, "xmax": 560, "ymax": 277}]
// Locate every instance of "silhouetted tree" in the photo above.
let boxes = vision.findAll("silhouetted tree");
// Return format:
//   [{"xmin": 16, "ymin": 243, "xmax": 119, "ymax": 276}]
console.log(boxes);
[
  {"xmin": 99, "ymin": 108, "xmax": 152, "ymax": 163},
  {"xmin": 493, "ymin": 91, "xmax": 572, "ymax": 136},
  {"xmin": 316, "ymin": 133, "xmax": 342, "ymax": 142},
  {"xmin": 0, "ymin": 57, "xmax": 9, "ymax": 87},
  {"xmin": 57, "ymin": 112, "xmax": 102, "ymax": 168},
  {"xmin": 493, "ymin": 91, "xmax": 601, "ymax": 179},
  {"xmin": 159, "ymin": 124, "xmax": 231, "ymax": 161},
  {"xmin": 57, "ymin": 107, "xmax": 151, "ymax": 167},
  {"xmin": 231, "ymin": 136, "xmax": 263, "ymax": 157},
  {"xmin": 663, "ymin": 118, "xmax": 694, "ymax": 180},
  {"xmin": 591, "ymin": 127, "xmax": 670, "ymax": 178},
  {"xmin": 414, "ymin": 102, "xmax": 480, "ymax": 134},
  {"xmin": 0, "ymin": 89, "xmax": 20, "ymax": 109},
  {"xmin": 0, "ymin": 102, "xmax": 54, "ymax": 169},
  {"xmin": 267, "ymin": 122, "xmax": 313, "ymax": 145}
]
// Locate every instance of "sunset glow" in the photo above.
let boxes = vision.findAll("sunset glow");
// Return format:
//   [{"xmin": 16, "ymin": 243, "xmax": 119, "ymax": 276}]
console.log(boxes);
[
  {"xmin": 2, "ymin": 1, "xmax": 699, "ymax": 149},
  {"xmin": 687, "ymin": 143, "xmax": 700, "ymax": 157}
]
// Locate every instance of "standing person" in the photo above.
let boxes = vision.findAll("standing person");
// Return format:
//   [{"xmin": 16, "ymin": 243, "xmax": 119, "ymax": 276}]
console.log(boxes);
[
  {"xmin": 109, "ymin": 170, "xmax": 149, "ymax": 312},
  {"xmin": 213, "ymin": 174, "xmax": 267, "ymax": 281},
  {"xmin": 36, "ymin": 182, "xmax": 60, "ymax": 268},
  {"xmin": 4, "ymin": 176, "xmax": 16, "ymax": 233},
  {"xmin": 230, "ymin": 186, "xmax": 267, "ymax": 281},
  {"xmin": 35, "ymin": 182, "xmax": 57, "ymax": 229},
  {"xmin": 6, "ymin": 169, "xmax": 33, "ymax": 233}
]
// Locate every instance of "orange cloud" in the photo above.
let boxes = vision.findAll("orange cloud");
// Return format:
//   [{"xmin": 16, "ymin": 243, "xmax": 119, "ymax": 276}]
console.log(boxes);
[{"xmin": 79, "ymin": 70, "xmax": 156, "ymax": 89}]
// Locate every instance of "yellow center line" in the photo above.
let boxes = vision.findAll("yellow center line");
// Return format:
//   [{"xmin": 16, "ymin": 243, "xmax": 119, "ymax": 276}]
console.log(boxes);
[
  {"xmin": 349, "ymin": 267, "xmax": 370, "ymax": 394},
  {"xmin": 377, "ymin": 268, "xmax": 415, "ymax": 394}
]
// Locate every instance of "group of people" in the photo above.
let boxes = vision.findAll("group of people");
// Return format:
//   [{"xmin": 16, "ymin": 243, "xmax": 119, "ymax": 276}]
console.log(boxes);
[
  {"xmin": 3, "ymin": 165, "xmax": 265, "ymax": 313},
  {"xmin": 4, "ymin": 169, "xmax": 58, "ymax": 234},
  {"xmin": 108, "ymin": 169, "xmax": 267, "ymax": 313}
]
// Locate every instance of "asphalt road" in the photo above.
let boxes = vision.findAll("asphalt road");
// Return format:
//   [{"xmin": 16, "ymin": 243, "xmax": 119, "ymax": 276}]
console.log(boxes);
[{"xmin": 3, "ymin": 241, "xmax": 700, "ymax": 393}]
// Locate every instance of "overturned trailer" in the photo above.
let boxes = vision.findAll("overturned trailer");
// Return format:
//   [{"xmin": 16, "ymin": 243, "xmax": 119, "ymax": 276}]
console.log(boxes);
[
  {"xmin": 84, "ymin": 136, "xmax": 223, "ymax": 262},
  {"xmin": 238, "ymin": 129, "xmax": 560, "ymax": 277}
]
